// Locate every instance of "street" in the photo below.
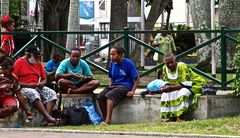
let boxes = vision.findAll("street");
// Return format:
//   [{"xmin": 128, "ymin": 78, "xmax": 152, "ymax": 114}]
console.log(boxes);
[{"xmin": 0, "ymin": 131, "xmax": 180, "ymax": 138}]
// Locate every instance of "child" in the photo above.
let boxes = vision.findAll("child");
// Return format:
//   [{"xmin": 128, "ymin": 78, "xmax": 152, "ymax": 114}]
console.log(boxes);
[
  {"xmin": 45, "ymin": 53, "xmax": 62, "ymax": 72},
  {"xmin": 0, "ymin": 56, "xmax": 33, "ymax": 119},
  {"xmin": 97, "ymin": 46, "xmax": 140, "ymax": 125},
  {"xmin": 0, "ymin": 15, "xmax": 15, "ymax": 56}
]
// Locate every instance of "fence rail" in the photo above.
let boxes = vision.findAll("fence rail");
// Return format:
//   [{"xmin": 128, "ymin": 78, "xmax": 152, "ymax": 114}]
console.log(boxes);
[{"xmin": 1, "ymin": 27, "xmax": 240, "ymax": 89}]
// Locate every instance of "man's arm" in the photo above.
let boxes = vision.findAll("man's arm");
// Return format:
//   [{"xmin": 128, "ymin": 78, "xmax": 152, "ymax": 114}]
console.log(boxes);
[{"xmin": 37, "ymin": 78, "xmax": 47, "ymax": 90}]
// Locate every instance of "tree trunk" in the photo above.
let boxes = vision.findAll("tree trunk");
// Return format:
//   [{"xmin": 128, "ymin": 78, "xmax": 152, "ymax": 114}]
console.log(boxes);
[
  {"xmin": 219, "ymin": 0, "xmax": 240, "ymax": 69},
  {"xmin": 43, "ymin": 0, "xmax": 69, "ymax": 61},
  {"xmin": 0, "ymin": 0, "xmax": 9, "ymax": 16},
  {"xmin": 189, "ymin": 0, "xmax": 211, "ymax": 30},
  {"xmin": 0, "ymin": 0, "xmax": 9, "ymax": 28},
  {"xmin": 145, "ymin": 0, "xmax": 171, "ymax": 31},
  {"xmin": 108, "ymin": 0, "xmax": 127, "ymax": 67},
  {"xmin": 110, "ymin": 0, "xmax": 127, "ymax": 36},
  {"xmin": 189, "ymin": 0, "xmax": 212, "ymax": 71},
  {"xmin": 65, "ymin": 0, "xmax": 79, "ymax": 57},
  {"xmin": 128, "ymin": 0, "xmax": 141, "ymax": 67},
  {"xmin": 144, "ymin": 0, "xmax": 172, "ymax": 52},
  {"xmin": 128, "ymin": 0, "xmax": 141, "ymax": 17}
]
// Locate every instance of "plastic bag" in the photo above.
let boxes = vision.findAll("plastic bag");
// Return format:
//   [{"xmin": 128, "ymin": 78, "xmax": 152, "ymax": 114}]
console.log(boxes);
[
  {"xmin": 146, "ymin": 79, "xmax": 168, "ymax": 91},
  {"xmin": 153, "ymin": 52, "xmax": 158, "ymax": 61},
  {"xmin": 83, "ymin": 101, "xmax": 103, "ymax": 125}
]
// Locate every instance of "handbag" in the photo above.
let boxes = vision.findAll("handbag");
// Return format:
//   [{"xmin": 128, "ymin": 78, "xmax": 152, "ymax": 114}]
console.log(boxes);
[
  {"xmin": 153, "ymin": 52, "xmax": 158, "ymax": 61},
  {"xmin": 52, "ymin": 88, "xmax": 91, "ymax": 126},
  {"xmin": 64, "ymin": 107, "xmax": 90, "ymax": 126}
]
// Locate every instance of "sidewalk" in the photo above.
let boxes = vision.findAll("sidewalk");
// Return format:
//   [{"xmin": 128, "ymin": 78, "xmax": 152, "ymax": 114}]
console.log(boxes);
[{"xmin": 0, "ymin": 128, "xmax": 239, "ymax": 138}]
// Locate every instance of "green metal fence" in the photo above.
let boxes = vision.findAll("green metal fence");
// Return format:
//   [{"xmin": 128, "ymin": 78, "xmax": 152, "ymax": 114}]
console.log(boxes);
[{"xmin": 1, "ymin": 27, "xmax": 239, "ymax": 89}]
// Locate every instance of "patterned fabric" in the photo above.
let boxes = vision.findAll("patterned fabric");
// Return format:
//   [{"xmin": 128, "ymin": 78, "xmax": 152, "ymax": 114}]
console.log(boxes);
[
  {"xmin": 21, "ymin": 86, "xmax": 57, "ymax": 104},
  {"xmin": 154, "ymin": 34, "xmax": 176, "ymax": 54},
  {"xmin": 160, "ymin": 62, "xmax": 206, "ymax": 119}
]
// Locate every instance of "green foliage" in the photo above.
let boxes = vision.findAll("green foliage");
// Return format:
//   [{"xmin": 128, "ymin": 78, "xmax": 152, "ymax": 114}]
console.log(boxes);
[
  {"xmin": 9, "ymin": 0, "xmax": 29, "ymax": 29},
  {"xmin": 233, "ymin": 35, "xmax": 240, "ymax": 96}
]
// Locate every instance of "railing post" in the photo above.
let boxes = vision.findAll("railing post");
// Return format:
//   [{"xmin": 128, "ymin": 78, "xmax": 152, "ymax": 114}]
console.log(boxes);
[
  {"xmin": 221, "ymin": 26, "xmax": 227, "ymax": 90},
  {"xmin": 36, "ymin": 28, "xmax": 42, "ymax": 47},
  {"xmin": 36, "ymin": 28, "xmax": 42, "ymax": 61},
  {"xmin": 123, "ymin": 27, "xmax": 129, "ymax": 58}
]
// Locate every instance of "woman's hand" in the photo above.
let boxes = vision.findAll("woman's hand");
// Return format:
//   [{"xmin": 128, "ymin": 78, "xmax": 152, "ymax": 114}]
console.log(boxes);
[
  {"xmin": 127, "ymin": 91, "xmax": 135, "ymax": 97},
  {"xmin": 160, "ymin": 84, "xmax": 183, "ymax": 93},
  {"xmin": 160, "ymin": 85, "xmax": 172, "ymax": 92}
]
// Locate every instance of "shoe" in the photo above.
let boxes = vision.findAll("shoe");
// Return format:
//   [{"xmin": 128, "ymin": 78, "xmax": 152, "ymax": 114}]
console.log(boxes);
[{"xmin": 41, "ymin": 118, "xmax": 62, "ymax": 126}]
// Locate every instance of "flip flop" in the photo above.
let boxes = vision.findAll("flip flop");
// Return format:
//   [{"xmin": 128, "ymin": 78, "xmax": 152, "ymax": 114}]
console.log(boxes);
[{"xmin": 100, "ymin": 122, "xmax": 110, "ymax": 125}]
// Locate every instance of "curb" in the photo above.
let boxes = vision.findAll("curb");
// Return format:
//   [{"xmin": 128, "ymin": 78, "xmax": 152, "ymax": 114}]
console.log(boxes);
[{"xmin": 0, "ymin": 128, "xmax": 239, "ymax": 138}]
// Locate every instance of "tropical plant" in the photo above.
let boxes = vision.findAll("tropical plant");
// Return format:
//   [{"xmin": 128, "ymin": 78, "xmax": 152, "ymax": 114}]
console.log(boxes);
[{"xmin": 233, "ymin": 35, "xmax": 240, "ymax": 96}]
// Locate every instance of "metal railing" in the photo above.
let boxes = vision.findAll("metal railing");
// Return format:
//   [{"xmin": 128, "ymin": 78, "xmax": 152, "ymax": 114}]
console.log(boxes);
[{"xmin": 1, "ymin": 27, "xmax": 239, "ymax": 89}]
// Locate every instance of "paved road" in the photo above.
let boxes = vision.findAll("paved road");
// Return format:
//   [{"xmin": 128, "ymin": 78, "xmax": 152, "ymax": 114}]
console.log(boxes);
[
  {"xmin": 0, "ymin": 131, "xmax": 180, "ymax": 138},
  {"xmin": 0, "ymin": 128, "xmax": 238, "ymax": 138}
]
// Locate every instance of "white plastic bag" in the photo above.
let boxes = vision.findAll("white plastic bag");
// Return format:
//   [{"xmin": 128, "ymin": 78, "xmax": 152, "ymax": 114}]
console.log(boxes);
[{"xmin": 153, "ymin": 52, "xmax": 158, "ymax": 61}]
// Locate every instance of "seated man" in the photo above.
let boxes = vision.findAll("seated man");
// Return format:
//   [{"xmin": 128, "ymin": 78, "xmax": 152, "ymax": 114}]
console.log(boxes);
[
  {"xmin": 56, "ymin": 47, "xmax": 99, "ymax": 94},
  {"xmin": 14, "ymin": 45, "xmax": 58, "ymax": 125}
]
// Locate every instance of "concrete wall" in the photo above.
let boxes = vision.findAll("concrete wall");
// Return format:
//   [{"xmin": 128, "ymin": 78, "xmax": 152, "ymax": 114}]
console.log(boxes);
[
  {"xmin": 3, "ymin": 94, "xmax": 240, "ymax": 127},
  {"xmin": 111, "ymin": 95, "xmax": 240, "ymax": 123}
]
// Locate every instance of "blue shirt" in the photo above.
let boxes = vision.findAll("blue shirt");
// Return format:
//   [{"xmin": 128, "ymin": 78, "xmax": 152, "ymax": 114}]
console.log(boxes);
[
  {"xmin": 45, "ymin": 60, "xmax": 61, "ymax": 72},
  {"xmin": 56, "ymin": 58, "xmax": 93, "ymax": 84},
  {"xmin": 108, "ymin": 58, "xmax": 139, "ymax": 90}
]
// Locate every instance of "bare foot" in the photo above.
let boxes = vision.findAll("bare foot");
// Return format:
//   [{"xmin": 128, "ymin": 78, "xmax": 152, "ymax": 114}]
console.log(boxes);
[
  {"xmin": 67, "ymin": 88, "xmax": 72, "ymax": 95},
  {"xmin": 176, "ymin": 117, "xmax": 184, "ymax": 122},
  {"xmin": 104, "ymin": 119, "xmax": 111, "ymax": 125}
]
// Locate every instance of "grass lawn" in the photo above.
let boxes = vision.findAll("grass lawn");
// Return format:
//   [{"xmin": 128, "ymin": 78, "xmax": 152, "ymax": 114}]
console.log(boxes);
[{"xmin": 49, "ymin": 115, "xmax": 240, "ymax": 136}]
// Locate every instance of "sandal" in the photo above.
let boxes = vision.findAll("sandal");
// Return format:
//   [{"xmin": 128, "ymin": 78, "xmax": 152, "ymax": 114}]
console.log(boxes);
[
  {"xmin": 25, "ymin": 116, "xmax": 33, "ymax": 123},
  {"xmin": 41, "ymin": 119, "xmax": 62, "ymax": 126},
  {"xmin": 100, "ymin": 121, "xmax": 110, "ymax": 125}
]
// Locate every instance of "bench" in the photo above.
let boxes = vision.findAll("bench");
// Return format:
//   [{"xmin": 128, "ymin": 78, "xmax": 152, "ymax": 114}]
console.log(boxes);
[{"xmin": 2, "ymin": 90, "xmax": 240, "ymax": 127}]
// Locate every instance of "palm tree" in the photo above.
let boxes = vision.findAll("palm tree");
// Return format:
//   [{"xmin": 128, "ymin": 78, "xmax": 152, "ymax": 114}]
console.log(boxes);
[
  {"xmin": 65, "ymin": 0, "xmax": 79, "ymax": 56},
  {"xmin": 43, "ymin": 0, "xmax": 70, "ymax": 60},
  {"xmin": 0, "ymin": 0, "xmax": 9, "ymax": 18},
  {"xmin": 219, "ymin": 0, "xmax": 240, "ymax": 68}
]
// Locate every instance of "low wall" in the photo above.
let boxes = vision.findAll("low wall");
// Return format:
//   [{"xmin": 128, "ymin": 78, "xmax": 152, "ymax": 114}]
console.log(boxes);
[
  {"xmin": 112, "ymin": 95, "xmax": 240, "ymax": 123},
  {"xmin": 2, "ymin": 93, "xmax": 240, "ymax": 127}
]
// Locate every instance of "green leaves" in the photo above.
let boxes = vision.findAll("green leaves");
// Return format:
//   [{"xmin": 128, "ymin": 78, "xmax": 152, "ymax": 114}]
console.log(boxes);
[{"xmin": 233, "ymin": 34, "xmax": 240, "ymax": 96}]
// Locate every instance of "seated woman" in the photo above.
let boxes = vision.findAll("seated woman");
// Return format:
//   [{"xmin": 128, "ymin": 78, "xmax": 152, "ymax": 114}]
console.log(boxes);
[
  {"xmin": 158, "ymin": 52, "xmax": 206, "ymax": 122},
  {"xmin": 97, "ymin": 46, "xmax": 140, "ymax": 125},
  {"xmin": 0, "ymin": 56, "xmax": 33, "ymax": 119}
]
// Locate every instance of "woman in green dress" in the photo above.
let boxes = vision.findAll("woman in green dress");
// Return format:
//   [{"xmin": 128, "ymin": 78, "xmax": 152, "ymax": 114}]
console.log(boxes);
[{"xmin": 159, "ymin": 52, "xmax": 206, "ymax": 121}]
